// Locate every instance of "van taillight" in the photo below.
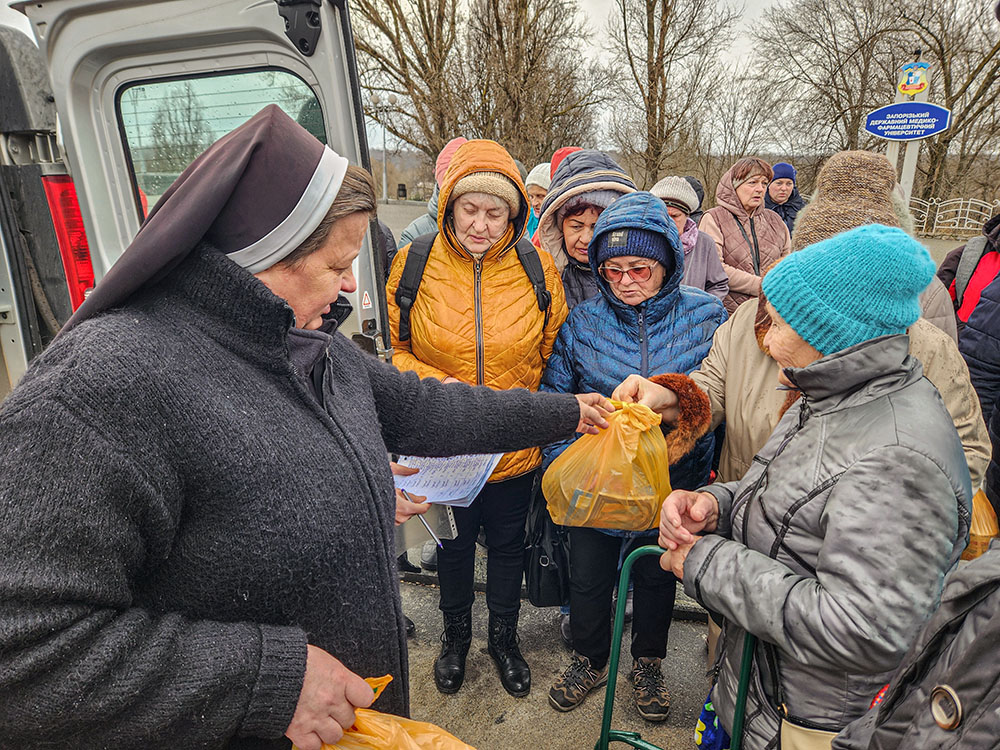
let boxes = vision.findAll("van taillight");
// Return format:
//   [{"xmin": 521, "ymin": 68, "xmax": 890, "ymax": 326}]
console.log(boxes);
[{"xmin": 41, "ymin": 175, "xmax": 94, "ymax": 310}]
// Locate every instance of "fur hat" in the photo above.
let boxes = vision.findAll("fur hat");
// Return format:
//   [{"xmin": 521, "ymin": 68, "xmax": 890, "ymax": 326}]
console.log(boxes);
[
  {"xmin": 450, "ymin": 171, "xmax": 521, "ymax": 216},
  {"xmin": 525, "ymin": 162, "xmax": 551, "ymax": 191},
  {"xmin": 762, "ymin": 224, "xmax": 935, "ymax": 356},
  {"xmin": 771, "ymin": 162, "xmax": 796, "ymax": 183},
  {"xmin": 791, "ymin": 151, "xmax": 899, "ymax": 251},
  {"xmin": 650, "ymin": 176, "xmax": 700, "ymax": 214},
  {"xmin": 435, "ymin": 137, "xmax": 467, "ymax": 187}
]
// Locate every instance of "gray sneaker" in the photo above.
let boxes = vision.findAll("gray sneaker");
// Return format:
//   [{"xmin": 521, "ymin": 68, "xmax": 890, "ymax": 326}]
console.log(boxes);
[
  {"xmin": 548, "ymin": 654, "xmax": 608, "ymax": 712},
  {"xmin": 420, "ymin": 540, "xmax": 438, "ymax": 571}
]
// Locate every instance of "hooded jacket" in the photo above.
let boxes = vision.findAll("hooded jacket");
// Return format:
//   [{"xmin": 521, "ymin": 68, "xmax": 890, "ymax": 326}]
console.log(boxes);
[
  {"xmin": 690, "ymin": 298, "xmax": 989, "ymax": 488},
  {"xmin": 764, "ymin": 186, "xmax": 805, "ymax": 235},
  {"xmin": 701, "ymin": 168, "xmax": 792, "ymax": 313},
  {"xmin": 397, "ymin": 185, "xmax": 440, "ymax": 250},
  {"xmin": 386, "ymin": 140, "xmax": 569, "ymax": 481},
  {"xmin": 686, "ymin": 335, "xmax": 971, "ymax": 750},
  {"xmin": 540, "ymin": 192, "xmax": 726, "ymax": 504},
  {"xmin": 536, "ymin": 150, "xmax": 636, "ymax": 309}
]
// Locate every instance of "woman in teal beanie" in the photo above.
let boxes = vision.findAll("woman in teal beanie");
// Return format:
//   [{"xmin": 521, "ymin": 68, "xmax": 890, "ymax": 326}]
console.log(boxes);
[{"xmin": 621, "ymin": 223, "xmax": 972, "ymax": 749}]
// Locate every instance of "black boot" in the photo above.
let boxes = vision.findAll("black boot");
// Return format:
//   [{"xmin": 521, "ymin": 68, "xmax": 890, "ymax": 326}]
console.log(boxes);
[
  {"xmin": 487, "ymin": 613, "xmax": 531, "ymax": 697},
  {"xmin": 433, "ymin": 611, "xmax": 472, "ymax": 694}
]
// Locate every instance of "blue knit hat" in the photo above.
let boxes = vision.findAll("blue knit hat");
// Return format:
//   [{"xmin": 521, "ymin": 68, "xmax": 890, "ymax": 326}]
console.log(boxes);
[
  {"xmin": 593, "ymin": 227, "xmax": 672, "ymax": 269},
  {"xmin": 772, "ymin": 162, "xmax": 796, "ymax": 183},
  {"xmin": 761, "ymin": 224, "xmax": 935, "ymax": 356},
  {"xmin": 590, "ymin": 193, "xmax": 679, "ymax": 276}
]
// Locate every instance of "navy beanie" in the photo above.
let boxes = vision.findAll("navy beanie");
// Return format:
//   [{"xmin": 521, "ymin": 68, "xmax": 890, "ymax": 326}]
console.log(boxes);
[
  {"xmin": 772, "ymin": 162, "xmax": 796, "ymax": 183},
  {"xmin": 593, "ymin": 227, "xmax": 672, "ymax": 271}
]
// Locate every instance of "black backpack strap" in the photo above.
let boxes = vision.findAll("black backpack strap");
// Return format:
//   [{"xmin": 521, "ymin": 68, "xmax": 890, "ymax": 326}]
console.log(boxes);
[
  {"xmin": 394, "ymin": 232, "xmax": 436, "ymax": 342},
  {"xmin": 514, "ymin": 238, "xmax": 552, "ymax": 328},
  {"xmin": 955, "ymin": 235, "xmax": 990, "ymax": 308}
]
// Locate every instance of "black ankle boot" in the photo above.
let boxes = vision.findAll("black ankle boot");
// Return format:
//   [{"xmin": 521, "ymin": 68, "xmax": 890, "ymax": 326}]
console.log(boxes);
[
  {"xmin": 434, "ymin": 611, "xmax": 472, "ymax": 694},
  {"xmin": 487, "ymin": 613, "xmax": 531, "ymax": 697}
]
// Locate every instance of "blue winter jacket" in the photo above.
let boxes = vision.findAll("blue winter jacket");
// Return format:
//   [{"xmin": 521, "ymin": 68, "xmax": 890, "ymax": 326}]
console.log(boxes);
[{"xmin": 541, "ymin": 192, "xmax": 728, "ymax": 529}]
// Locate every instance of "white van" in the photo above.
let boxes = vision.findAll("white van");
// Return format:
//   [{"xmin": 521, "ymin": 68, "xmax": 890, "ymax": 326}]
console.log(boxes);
[{"xmin": 0, "ymin": 0, "xmax": 388, "ymax": 396}]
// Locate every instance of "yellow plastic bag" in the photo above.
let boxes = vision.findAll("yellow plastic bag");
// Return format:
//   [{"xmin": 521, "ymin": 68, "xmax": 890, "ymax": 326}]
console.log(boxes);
[
  {"xmin": 962, "ymin": 489, "xmax": 999, "ymax": 561},
  {"xmin": 542, "ymin": 401, "xmax": 671, "ymax": 531},
  {"xmin": 302, "ymin": 675, "xmax": 476, "ymax": 750}
]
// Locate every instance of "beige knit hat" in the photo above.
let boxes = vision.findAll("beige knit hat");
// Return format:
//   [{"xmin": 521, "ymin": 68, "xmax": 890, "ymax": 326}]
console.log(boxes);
[
  {"xmin": 450, "ymin": 171, "xmax": 522, "ymax": 216},
  {"xmin": 791, "ymin": 151, "xmax": 899, "ymax": 251},
  {"xmin": 650, "ymin": 175, "xmax": 700, "ymax": 214}
]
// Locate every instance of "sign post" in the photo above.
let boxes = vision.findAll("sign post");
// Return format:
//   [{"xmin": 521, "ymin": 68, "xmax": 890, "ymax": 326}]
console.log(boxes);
[{"xmin": 866, "ymin": 59, "xmax": 948, "ymax": 202}]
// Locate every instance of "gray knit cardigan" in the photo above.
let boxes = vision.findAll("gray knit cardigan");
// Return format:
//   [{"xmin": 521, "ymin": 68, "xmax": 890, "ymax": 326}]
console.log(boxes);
[{"xmin": 0, "ymin": 245, "xmax": 580, "ymax": 750}]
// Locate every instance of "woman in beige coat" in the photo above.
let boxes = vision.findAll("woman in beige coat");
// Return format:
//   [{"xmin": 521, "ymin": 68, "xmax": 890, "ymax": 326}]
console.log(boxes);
[
  {"xmin": 701, "ymin": 158, "xmax": 791, "ymax": 313},
  {"xmin": 695, "ymin": 150, "xmax": 988, "ymax": 486}
]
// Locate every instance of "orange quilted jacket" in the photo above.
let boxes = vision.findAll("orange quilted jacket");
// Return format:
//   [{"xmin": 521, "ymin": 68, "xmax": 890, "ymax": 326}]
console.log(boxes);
[{"xmin": 386, "ymin": 140, "xmax": 569, "ymax": 481}]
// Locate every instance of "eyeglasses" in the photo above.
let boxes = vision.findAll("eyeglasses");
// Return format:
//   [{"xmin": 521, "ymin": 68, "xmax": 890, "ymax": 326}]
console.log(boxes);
[{"xmin": 599, "ymin": 263, "xmax": 657, "ymax": 283}]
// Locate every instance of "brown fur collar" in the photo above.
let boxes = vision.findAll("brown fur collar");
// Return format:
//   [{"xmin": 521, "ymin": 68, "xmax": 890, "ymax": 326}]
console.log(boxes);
[{"xmin": 647, "ymin": 373, "xmax": 712, "ymax": 464}]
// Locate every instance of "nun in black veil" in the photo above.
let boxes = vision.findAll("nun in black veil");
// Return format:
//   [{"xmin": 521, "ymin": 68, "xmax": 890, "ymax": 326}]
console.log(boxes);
[{"xmin": 0, "ymin": 105, "xmax": 610, "ymax": 750}]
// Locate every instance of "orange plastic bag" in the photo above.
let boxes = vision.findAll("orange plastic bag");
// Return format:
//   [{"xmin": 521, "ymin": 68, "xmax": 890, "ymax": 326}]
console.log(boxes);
[
  {"xmin": 962, "ymin": 489, "xmax": 999, "ymax": 561},
  {"xmin": 307, "ymin": 675, "xmax": 474, "ymax": 750},
  {"xmin": 542, "ymin": 401, "xmax": 671, "ymax": 531}
]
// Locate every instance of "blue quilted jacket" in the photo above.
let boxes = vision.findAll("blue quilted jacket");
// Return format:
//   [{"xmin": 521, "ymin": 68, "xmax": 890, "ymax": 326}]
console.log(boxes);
[{"xmin": 541, "ymin": 192, "xmax": 727, "ymax": 524}]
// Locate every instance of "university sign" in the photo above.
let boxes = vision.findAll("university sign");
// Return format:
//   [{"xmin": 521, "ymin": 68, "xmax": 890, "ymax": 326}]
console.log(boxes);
[{"xmin": 864, "ymin": 102, "xmax": 951, "ymax": 142}]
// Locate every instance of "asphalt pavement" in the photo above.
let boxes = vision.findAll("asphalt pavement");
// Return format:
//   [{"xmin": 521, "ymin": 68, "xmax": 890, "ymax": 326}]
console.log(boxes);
[{"xmin": 400, "ymin": 569, "xmax": 710, "ymax": 750}]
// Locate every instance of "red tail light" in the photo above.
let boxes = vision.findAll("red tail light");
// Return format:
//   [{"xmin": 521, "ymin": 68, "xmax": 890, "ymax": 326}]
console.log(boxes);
[{"xmin": 41, "ymin": 175, "xmax": 94, "ymax": 310}]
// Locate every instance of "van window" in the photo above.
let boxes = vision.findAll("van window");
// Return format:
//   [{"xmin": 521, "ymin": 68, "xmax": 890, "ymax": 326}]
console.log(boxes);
[{"xmin": 118, "ymin": 70, "xmax": 322, "ymax": 217}]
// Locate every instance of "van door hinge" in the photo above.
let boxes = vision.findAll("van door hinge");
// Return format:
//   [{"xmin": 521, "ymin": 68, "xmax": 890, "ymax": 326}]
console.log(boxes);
[
  {"xmin": 275, "ymin": 0, "xmax": 323, "ymax": 56},
  {"xmin": 0, "ymin": 132, "xmax": 61, "ymax": 167},
  {"xmin": 0, "ymin": 305, "xmax": 15, "ymax": 325}
]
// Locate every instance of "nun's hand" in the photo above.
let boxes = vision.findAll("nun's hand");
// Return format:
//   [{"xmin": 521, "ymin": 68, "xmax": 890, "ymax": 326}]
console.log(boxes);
[
  {"xmin": 612, "ymin": 374, "xmax": 679, "ymax": 425},
  {"xmin": 394, "ymin": 488, "xmax": 428, "ymax": 525},
  {"xmin": 390, "ymin": 463, "xmax": 428, "ymax": 525},
  {"xmin": 285, "ymin": 645, "xmax": 374, "ymax": 750},
  {"xmin": 575, "ymin": 393, "xmax": 614, "ymax": 435}
]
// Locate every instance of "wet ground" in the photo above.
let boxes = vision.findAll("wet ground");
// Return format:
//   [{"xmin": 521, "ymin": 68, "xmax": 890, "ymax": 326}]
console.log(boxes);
[{"xmin": 399, "ymin": 554, "xmax": 711, "ymax": 750}]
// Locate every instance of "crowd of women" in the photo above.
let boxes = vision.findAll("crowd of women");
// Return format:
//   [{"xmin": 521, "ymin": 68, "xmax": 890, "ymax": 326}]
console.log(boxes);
[{"xmin": 0, "ymin": 105, "xmax": 988, "ymax": 750}]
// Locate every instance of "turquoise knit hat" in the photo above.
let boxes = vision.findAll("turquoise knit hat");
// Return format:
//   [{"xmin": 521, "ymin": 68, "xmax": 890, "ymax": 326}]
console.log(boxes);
[{"xmin": 761, "ymin": 224, "xmax": 935, "ymax": 356}]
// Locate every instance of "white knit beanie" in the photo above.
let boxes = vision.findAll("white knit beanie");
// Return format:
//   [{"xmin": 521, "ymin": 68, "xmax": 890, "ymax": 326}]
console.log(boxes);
[
  {"xmin": 525, "ymin": 163, "xmax": 551, "ymax": 191},
  {"xmin": 650, "ymin": 176, "xmax": 699, "ymax": 215}
]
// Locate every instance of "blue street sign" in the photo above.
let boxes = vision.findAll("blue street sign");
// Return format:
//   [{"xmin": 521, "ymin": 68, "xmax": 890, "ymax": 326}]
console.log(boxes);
[{"xmin": 864, "ymin": 102, "xmax": 951, "ymax": 141}]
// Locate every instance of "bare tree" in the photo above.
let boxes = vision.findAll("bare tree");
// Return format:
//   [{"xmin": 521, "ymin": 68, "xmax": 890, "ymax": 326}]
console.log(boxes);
[
  {"xmin": 753, "ymin": 0, "xmax": 902, "ymax": 153},
  {"xmin": 902, "ymin": 0, "xmax": 1000, "ymax": 199},
  {"xmin": 458, "ymin": 0, "xmax": 609, "ymax": 165},
  {"xmin": 148, "ymin": 81, "xmax": 212, "ymax": 175},
  {"xmin": 607, "ymin": 0, "xmax": 740, "ymax": 188},
  {"xmin": 351, "ymin": 0, "xmax": 464, "ymax": 160},
  {"xmin": 688, "ymin": 67, "xmax": 793, "ymax": 199}
]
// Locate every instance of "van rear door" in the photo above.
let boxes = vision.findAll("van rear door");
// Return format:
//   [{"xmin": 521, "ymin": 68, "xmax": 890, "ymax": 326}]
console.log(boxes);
[{"xmin": 15, "ymin": 0, "xmax": 388, "ymax": 355}]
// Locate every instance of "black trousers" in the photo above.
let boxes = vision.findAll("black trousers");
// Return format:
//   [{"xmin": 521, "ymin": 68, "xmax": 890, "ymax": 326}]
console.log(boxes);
[
  {"xmin": 569, "ymin": 527, "xmax": 677, "ymax": 670},
  {"xmin": 437, "ymin": 472, "xmax": 535, "ymax": 619}
]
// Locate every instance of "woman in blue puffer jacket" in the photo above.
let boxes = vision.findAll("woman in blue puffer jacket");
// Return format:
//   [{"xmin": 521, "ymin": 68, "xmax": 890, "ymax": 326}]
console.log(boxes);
[{"xmin": 541, "ymin": 191, "xmax": 727, "ymax": 720}]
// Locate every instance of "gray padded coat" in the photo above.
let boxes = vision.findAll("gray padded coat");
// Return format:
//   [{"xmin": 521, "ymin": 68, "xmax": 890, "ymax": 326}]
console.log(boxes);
[{"xmin": 684, "ymin": 334, "xmax": 972, "ymax": 750}]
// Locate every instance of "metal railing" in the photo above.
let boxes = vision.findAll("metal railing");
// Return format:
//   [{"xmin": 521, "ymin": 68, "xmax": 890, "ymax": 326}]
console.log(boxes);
[{"xmin": 910, "ymin": 197, "xmax": 1000, "ymax": 238}]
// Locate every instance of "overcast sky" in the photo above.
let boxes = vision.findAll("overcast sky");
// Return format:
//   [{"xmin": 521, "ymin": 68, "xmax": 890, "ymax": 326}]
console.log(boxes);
[{"xmin": 578, "ymin": 0, "xmax": 778, "ymax": 61}]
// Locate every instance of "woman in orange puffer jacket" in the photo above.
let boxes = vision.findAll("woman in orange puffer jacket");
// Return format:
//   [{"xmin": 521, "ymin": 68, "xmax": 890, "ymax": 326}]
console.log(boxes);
[{"xmin": 386, "ymin": 139, "xmax": 568, "ymax": 699}]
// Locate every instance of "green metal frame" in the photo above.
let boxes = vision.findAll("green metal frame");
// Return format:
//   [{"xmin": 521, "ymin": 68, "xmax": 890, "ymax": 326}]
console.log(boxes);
[
  {"xmin": 593, "ymin": 544, "xmax": 758, "ymax": 750},
  {"xmin": 595, "ymin": 544, "xmax": 667, "ymax": 750}
]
